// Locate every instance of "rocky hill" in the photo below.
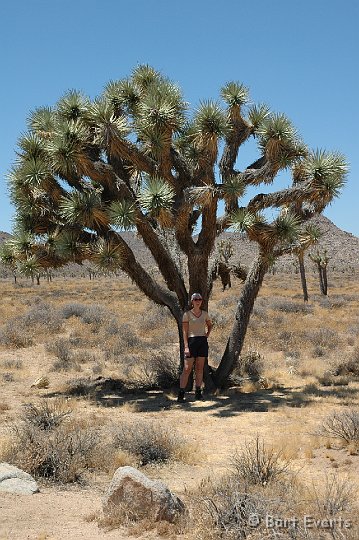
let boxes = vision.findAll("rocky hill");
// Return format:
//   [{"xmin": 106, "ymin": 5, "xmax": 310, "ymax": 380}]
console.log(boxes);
[
  {"xmin": 0, "ymin": 215, "xmax": 358, "ymax": 279},
  {"xmin": 220, "ymin": 215, "xmax": 359, "ymax": 273}
]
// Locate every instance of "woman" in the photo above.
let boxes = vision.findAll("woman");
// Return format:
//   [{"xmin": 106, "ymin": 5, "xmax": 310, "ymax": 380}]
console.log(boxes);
[{"xmin": 177, "ymin": 292, "xmax": 212, "ymax": 402}]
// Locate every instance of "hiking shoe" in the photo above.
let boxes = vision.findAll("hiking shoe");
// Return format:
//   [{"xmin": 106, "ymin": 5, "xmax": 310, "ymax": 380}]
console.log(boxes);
[
  {"xmin": 177, "ymin": 390, "xmax": 186, "ymax": 403},
  {"xmin": 195, "ymin": 388, "xmax": 204, "ymax": 401}
]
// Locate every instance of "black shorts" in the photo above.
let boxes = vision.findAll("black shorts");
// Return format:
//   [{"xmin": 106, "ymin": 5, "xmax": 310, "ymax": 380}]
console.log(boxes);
[{"xmin": 188, "ymin": 336, "xmax": 208, "ymax": 358}]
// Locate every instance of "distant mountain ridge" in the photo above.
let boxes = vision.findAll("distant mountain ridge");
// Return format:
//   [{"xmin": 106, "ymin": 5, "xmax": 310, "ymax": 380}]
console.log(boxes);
[{"xmin": 1, "ymin": 215, "xmax": 358, "ymax": 278}]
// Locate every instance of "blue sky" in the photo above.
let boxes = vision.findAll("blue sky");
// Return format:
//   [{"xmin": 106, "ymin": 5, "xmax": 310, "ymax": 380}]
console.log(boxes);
[{"xmin": 1, "ymin": 0, "xmax": 358, "ymax": 235}]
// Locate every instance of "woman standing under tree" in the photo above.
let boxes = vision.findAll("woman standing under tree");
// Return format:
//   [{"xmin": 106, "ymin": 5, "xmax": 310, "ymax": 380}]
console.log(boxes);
[{"xmin": 177, "ymin": 293, "xmax": 213, "ymax": 402}]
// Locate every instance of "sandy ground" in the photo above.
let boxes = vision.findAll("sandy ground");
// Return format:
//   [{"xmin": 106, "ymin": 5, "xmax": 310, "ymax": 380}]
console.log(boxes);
[
  {"xmin": 1, "ymin": 379, "xmax": 358, "ymax": 539},
  {"xmin": 0, "ymin": 276, "xmax": 358, "ymax": 539}
]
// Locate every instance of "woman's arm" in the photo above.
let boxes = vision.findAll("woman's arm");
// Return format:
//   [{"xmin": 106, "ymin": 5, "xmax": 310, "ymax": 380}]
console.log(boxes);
[{"xmin": 182, "ymin": 321, "xmax": 190, "ymax": 357}]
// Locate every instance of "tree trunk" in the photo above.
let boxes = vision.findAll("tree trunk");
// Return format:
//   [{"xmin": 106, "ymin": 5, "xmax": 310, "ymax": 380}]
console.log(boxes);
[
  {"xmin": 317, "ymin": 263, "xmax": 325, "ymax": 295},
  {"xmin": 298, "ymin": 252, "xmax": 308, "ymax": 302},
  {"xmin": 321, "ymin": 266, "xmax": 328, "ymax": 295},
  {"xmin": 213, "ymin": 253, "xmax": 269, "ymax": 388}
]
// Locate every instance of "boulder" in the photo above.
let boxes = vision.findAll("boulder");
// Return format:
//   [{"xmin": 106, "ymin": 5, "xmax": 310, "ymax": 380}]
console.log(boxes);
[
  {"xmin": 0, "ymin": 463, "xmax": 39, "ymax": 494},
  {"xmin": 102, "ymin": 466, "xmax": 185, "ymax": 522}
]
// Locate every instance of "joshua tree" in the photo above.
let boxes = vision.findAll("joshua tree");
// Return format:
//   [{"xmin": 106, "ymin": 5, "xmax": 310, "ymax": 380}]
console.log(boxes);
[
  {"xmin": 214, "ymin": 239, "xmax": 234, "ymax": 291},
  {"xmin": 0, "ymin": 243, "xmax": 18, "ymax": 283},
  {"xmin": 292, "ymin": 224, "xmax": 321, "ymax": 302},
  {"xmin": 7, "ymin": 65, "xmax": 347, "ymax": 387},
  {"xmin": 309, "ymin": 249, "xmax": 330, "ymax": 295}
]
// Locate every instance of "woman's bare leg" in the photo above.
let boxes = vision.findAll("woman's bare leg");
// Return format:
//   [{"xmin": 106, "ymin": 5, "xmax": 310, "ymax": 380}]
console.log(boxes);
[
  {"xmin": 194, "ymin": 357, "xmax": 205, "ymax": 387},
  {"xmin": 180, "ymin": 358, "xmax": 195, "ymax": 389}
]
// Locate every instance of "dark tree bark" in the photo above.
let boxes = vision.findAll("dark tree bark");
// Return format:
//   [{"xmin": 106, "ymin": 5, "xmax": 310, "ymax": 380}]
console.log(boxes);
[
  {"xmin": 213, "ymin": 253, "xmax": 269, "ymax": 387},
  {"xmin": 298, "ymin": 252, "xmax": 309, "ymax": 302}
]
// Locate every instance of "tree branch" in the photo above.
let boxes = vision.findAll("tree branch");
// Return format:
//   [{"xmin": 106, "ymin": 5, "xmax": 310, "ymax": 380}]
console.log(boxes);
[{"xmin": 219, "ymin": 109, "xmax": 252, "ymax": 179}]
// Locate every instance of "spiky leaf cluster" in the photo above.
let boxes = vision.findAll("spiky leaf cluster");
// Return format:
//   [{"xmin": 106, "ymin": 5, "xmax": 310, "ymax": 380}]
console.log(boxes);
[
  {"xmin": 302, "ymin": 150, "xmax": 347, "ymax": 203},
  {"xmin": 59, "ymin": 191, "xmax": 108, "ymax": 229},
  {"xmin": 91, "ymin": 239, "xmax": 124, "ymax": 271},
  {"xmin": 258, "ymin": 113, "xmax": 307, "ymax": 167},
  {"xmin": 139, "ymin": 177, "xmax": 174, "ymax": 219},
  {"xmin": 221, "ymin": 82, "xmax": 249, "ymax": 108},
  {"xmin": 109, "ymin": 200, "xmax": 136, "ymax": 230}
]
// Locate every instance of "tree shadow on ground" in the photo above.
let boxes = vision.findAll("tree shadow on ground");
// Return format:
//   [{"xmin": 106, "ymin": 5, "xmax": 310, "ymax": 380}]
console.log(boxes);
[{"xmin": 43, "ymin": 376, "xmax": 359, "ymax": 417}]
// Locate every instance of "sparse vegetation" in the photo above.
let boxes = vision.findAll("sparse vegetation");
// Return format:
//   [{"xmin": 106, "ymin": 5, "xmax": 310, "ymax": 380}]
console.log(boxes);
[
  {"xmin": 22, "ymin": 399, "xmax": 72, "ymax": 430},
  {"xmin": 113, "ymin": 419, "xmax": 188, "ymax": 466},
  {"xmin": 318, "ymin": 409, "xmax": 359, "ymax": 445},
  {"xmin": 0, "ymin": 273, "xmax": 358, "ymax": 537},
  {"xmin": 231, "ymin": 435, "xmax": 292, "ymax": 486},
  {"xmin": 2, "ymin": 403, "xmax": 100, "ymax": 483}
]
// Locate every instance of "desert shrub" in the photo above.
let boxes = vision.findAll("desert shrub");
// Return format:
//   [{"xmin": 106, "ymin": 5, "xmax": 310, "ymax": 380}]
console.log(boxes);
[
  {"xmin": 0, "ymin": 303, "xmax": 62, "ymax": 348},
  {"xmin": 310, "ymin": 473, "xmax": 354, "ymax": 517},
  {"xmin": 252, "ymin": 303, "xmax": 267, "ymax": 319},
  {"xmin": 80, "ymin": 304, "xmax": 109, "ymax": 327},
  {"xmin": 113, "ymin": 419, "xmax": 183, "ymax": 466},
  {"xmin": 286, "ymin": 350, "xmax": 301, "ymax": 360},
  {"xmin": 305, "ymin": 328, "xmax": 339, "ymax": 351},
  {"xmin": 60, "ymin": 302, "xmax": 87, "ymax": 319},
  {"xmin": 190, "ymin": 473, "xmax": 305, "ymax": 540},
  {"xmin": 231, "ymin": 436, "xmax": 291, "ymax": 486},
  {"xmin": 210, "ymin": 310, "xmax": 228, "ymax": 329},
  {"xmin": 141, "ymin": 303, "xmax": 172, "ymax": 332},
  {"xmin": 318, "ymin": 409, "xmax": 359, "ymax": 444},
  {"xmin": 118, "ymin": 323, "xmax": 140, "ymax": 348},
  {"xmin": 46, "ymin": 338, "xmax": 74, "ymax": 370},
  {"xmin": 313, "ymin": 346, "xmax": 325, "ymax": 357},
  {"xmin": 8, "ymin": 421, "xmax": 99, "ymax": 483},
  {"xmin": 334, "ymin": 346, "xmax": 359, "ymax": 377},
  {"xmin": 135, "ymin": 351, "xmax": 178, "ymax": 388},
  {"xmin": 22, "ymin": 399, "xmax": 71, "ymax": 430},
  {"xmin": 317, "ymin": 372, "xmax": 350, "ymax": 387},
  {"xmin": 0, "ymin": 319, "xmax": 33, "ymax": 348},
  {"xmin": 270, "ymin": 298, "xmax": 313, "ymax": 314},
  {"xmin": 232, "ymin": 350, "xmax": 264, "ymax": 381},
  {"xmin": 2, "ymin": 373, "xmax": 15, "ymax": 382},
  {"xmin": 1, "ymin": 358, "xmax": 23, "ymax": 369},
  {"xmin": 104, "ymin": 318, "xmax": 120, "ymax": 335},
  {"xmin": 196, "ymin": 477, "xmax": 269, "ymax": 540},
  {"xmin": 22, "ymin": 302, "xmax": 62, "ymax": 332}
]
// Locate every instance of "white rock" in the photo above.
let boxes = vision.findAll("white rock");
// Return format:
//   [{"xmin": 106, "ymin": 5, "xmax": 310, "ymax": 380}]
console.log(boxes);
[{"xmin": 0, "ymin": 463, "xmax": 39, "ymax": 494}]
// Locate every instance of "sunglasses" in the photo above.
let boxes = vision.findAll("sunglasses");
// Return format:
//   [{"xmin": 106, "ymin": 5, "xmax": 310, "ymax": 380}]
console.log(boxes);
[{"xmin": 193, "ymin": 298, "xmax": 202, "ymax": 301}]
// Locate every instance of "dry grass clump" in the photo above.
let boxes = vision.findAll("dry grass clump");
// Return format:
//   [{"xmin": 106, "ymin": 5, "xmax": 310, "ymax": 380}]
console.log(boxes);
[
  {"xmin": 60, "ymin": 302, "xmax": 87, "ymax": 319},
  {"xmin": 1, "ymin": 358, "xmax": 23, "ymax": 370},
  {"xmin": 230, "ymin": 351, "xmax": 264, "ymax": 383},
  {"xmin": 269, "ymin": 297, "xmax": 314, "ymax": 314},
  {"xmin": 309, "ymin": 473, "xmax": 355, "ymax": 517},
  {"xmin": 140, "ymin": 302, "xmax": 172, "ymax": 333},
  {"xmin": 131, "ymin": 350, "xmax": 178, "ymax": 389},
  {"xmin": 0, "ymin": 319, "xmax": 33, "ymax": 348},
  {"xmin": 1, "ymin": 400, "xmax": 102, "ymax": 483},
  {"xmin": 333, "ymin": 346, "xmax": 359, "ymax": 377},
  {"xmin": 112, "ymin": 419, "xmax": 189, "ymax": 466},
  {"xmin": 188, "ymin": 469, "xmax": 302, "ymax": 540},
  {"xmin": 231, "ymin": 435, "xmax": 292, "ymax": 486},
  {"xmin": 304, "ymin": 328, "xmax": 339, "ymax": 357},
  {"xmin": 318, "ymin": 409, "xmax": 359, "ymax": 447},
  {"xmin": 22, "ymin": 399, "xmax": 72, "ymax": 430},
  {"xmin": 0, "ymin": 302, "xmax": 62, "ymax": 348},
  {"xmin": 46, "ymin": 338, "xmax": 75, "ymax": 371}
]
